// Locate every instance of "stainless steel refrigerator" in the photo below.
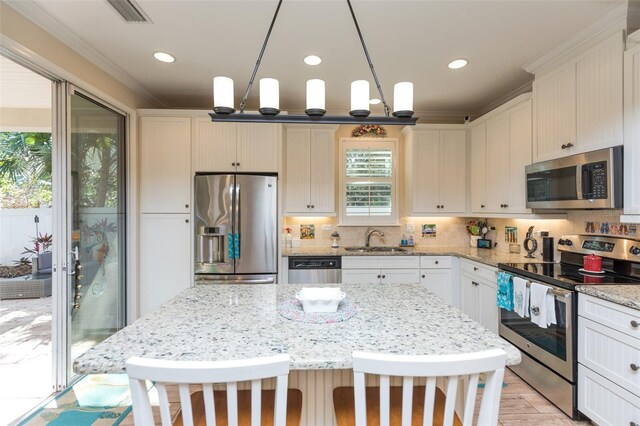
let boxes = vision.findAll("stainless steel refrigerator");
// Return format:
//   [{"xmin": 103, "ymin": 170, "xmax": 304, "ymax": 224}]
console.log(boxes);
[{"xmin": 194, "ymin": 173, "xmax": 277, "ymax": 284}]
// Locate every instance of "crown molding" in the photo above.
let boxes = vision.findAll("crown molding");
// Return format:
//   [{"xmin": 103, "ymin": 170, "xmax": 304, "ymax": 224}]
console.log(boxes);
[
  {"xmin": 4, "ymin": 0, "xmax": 169, "ymax": 108},
  {"xmin": 474, "ymin": 80, "xmax": 533, "ymax": 119},
  {"xmin": 523, "ymin": 1, "xmax": 627, "ymax": 75}
]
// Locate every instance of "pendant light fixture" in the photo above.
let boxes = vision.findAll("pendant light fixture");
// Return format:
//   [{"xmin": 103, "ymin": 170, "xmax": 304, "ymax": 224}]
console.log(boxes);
[{"xmin": 210, "ymin": 0, "xmax": 417, "ymax": 125}]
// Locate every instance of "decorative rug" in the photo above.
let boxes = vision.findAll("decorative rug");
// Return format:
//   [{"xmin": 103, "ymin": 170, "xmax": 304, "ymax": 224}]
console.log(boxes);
[
  {"xmin": 18, "ymin": 374, "xmax": 149, "ymax": 426},
  {"xmin": 278, "ymin": 298, "xmax": 357, "ymax": 324}
]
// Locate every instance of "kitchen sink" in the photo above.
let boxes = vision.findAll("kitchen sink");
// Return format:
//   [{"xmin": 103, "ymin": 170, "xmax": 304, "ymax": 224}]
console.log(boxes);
[{"xmin": 343, "ymin": 246, "xmax": 406, "ymax": 252}]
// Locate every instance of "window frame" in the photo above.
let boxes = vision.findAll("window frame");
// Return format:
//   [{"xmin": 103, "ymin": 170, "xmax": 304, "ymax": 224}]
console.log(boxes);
[{"xmin": 339, "ymin": 137, "xmax": 399, "ymax": 226}]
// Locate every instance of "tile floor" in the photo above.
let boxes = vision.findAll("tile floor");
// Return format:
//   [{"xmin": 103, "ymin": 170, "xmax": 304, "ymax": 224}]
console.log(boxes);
[{"xmin": 0, "ymin": 296, "xmax": 53, "ymax": 426}]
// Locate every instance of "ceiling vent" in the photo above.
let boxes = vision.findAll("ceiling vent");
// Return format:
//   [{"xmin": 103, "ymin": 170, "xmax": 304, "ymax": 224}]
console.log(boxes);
[{"xmin": 106, "ymin": 0, "xmax": 152, "ymax": 23}]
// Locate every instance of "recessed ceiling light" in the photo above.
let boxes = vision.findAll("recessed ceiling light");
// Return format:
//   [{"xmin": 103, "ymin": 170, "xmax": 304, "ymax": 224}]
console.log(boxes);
[
  {"xmin": 154, "ymin": 51, "xmax": 175, "ymax": 63},
  {"xmin": 448, "ymin": 58, "xmax": 468, "ymax": 70},
  {"xmin": 304, "ymin": 55, "xmax": 322, "ymax": 66},
  {"xmin": 369, "ymin": 98, "xmax": 381, "ymax": 105}
]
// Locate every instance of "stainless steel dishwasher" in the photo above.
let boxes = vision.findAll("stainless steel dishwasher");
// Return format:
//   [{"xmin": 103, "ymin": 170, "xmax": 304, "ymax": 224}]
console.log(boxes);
[{"xmin": 287, "ymin": 256, "xmax": 341, "ymax": 284}]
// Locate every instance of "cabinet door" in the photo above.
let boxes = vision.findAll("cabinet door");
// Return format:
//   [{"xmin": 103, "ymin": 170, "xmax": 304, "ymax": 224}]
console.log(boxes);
[
  {"xmin": 382, "ymin": 269, "xmax": 420, "ymax": 284},
  {"xmin": 285, "ymin": 128, "xmax": 311, "ymax": 213},
  {"xmin": 421, "ymin": 269, "xmax": 452, "ymax": 304},
  {"xmin": 624, "ymin": 44, "xmax": 640, "ymax": 217},
  {"xmin": 309, "ymin": 129, "xmax": 336, "ymax": 214},
  {"xmin": 140, "ymin": 214, "xmax": 191, "ymax": 316},
  {"xmin": 575, "ymin": 33, "xmax": 624, "ymax": 153},
  {"xmin": 411, "ymin": 131, "xmax": 440, "ymax": 213},
  {"xmin": 140, "ymin": 116, "xmax": 192, "ymax": 213},
  {"xmin": 460, "ymin": 273, "xmax": 480, "ymax": 323},
  {"xmin": 479, "ymin": 278, "xmax": 499, "ymax": 333},
  {"xmin": 237, "ymin": 123, "xmax": 279, "ymax": 172},
  {"xmin": 439, "ymin": 131, "xmax": 467, "ymax": 213},
  {"xmin": 485, "ymin": 114, "xmax": 510, "ymax": 212},
  {"xmin": 342, "ymin": 269, "xmax": 380, "ymax": 284},
  {"xmin": 192, "ymin": 119, "xmax": 236, "ymax": 172},
  {"xmin": 533, "ymin": 63, "xmax": 577, "ymax": 162},
  {"xmin": 507, "ymin": 100, "xmax": 532, "ymax": 214},
  {"xmin": 470, "ymin": 124, "xmax": 487, "ymax": 214}
]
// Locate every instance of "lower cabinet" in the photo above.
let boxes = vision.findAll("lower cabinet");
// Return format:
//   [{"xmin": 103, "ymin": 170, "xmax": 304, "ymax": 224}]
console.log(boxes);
[
  {"xmin": 140, "ymin": 214, "xmax": 192, "ymax": 316},
  {"xmin": 419, "ymin": 256, "xmax": 453, "ymax": 305},
  {"xmin": 459, "ymin": 260, "xmax": 499, "ymax": 333},
  {"xmin": 578, "ymin": 294, "xmax": 640, "ymax": 424},
  {"xmin": 341, "ymin": 256, "xmax": 420, "ymax": 284}
]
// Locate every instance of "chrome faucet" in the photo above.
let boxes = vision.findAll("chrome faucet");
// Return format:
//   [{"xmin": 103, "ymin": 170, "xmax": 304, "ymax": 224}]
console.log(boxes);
[{"xmin": 365, "ymin": 227, "xmax": 385, "ymax": 247}]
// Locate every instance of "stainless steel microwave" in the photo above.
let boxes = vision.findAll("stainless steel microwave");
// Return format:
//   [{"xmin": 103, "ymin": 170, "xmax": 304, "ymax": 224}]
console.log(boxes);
[{"xmin": 525, "ymin": 146, "xmax": 622, "ymax": 209}]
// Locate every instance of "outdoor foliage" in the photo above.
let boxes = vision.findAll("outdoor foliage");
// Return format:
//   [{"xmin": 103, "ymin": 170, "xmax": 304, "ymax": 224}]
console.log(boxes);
[{"xmin": 21, "ymin": 232, "xmax": 53, "ymax": 256}]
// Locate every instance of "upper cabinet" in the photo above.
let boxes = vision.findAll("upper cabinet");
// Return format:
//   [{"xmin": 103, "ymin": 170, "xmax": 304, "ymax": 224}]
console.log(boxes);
[
  {"xmin": 402, "ymin": 126, "xmax": 467, "ymax": 215},
  {"xmin": 470, "ymin": 94, "xmax": 532, "ymax": 215},
  {"xmin": 533, "ymin": 32, "xmax": 624, "ymax": 162},
  {"xmin": 621, "ymin": 32, "xmax": 640, "ymax": 223},
  {"xmin": 140, "ymin": 116, "xmax": 192, "ymax": 213},
  {"xmin": 193, "ymin": 119, "xmax": 280, "ymax": 173},
  {"xmin": 284, "ymin": 126, "xmax": 337, "ymax": 215}
]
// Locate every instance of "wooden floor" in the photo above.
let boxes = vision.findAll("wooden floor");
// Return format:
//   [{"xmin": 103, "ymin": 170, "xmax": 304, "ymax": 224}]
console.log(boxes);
[{"xmin": 120, "ymin": 369, "xmax": 591, "ymax": 425}]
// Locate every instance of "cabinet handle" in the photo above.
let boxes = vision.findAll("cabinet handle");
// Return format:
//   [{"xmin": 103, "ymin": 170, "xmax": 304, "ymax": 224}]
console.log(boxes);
[
  {"xmin": 185, "ymin": 219, "xmax": 190, "ymax": 223},
  {"xmin": 377, "ymin": 275, "xmax": 381, "ymax": 279},
  {"xmin": 311, "ymin": 205, "xmax": 314, "ymax": 208},
  {"xmin": 561, "ymin": 142, "xmax": 575, "ymax": 149},
  {"xmin": 481, "ymin": 204, "xmax": 485, "ymax": 208},
  {"xmin": 472, "ymin": 281, "xmax": 479, "ymax": 286},
  {"xmin": 473, "ymin": 267, "xmax": 479, "ymax": 271},
  {"xmin": 382, "ymin": 275, "xmax": 386, "ymax": 279},
  {"xmin": 435, "ymin": 261, "xmax": 439, "ymax": 265},
  {"xmin": 630, "ymin": 422, "xmax": 638, "ymax": 426},
  {"xmin": 631, "ymin": 320, "xmax": 638, "ymax": 328},
  {"xmin": 421, "ymin": 274, "xmax": 426, "ymax": 278},
  {"xmin": 631, "ymin": 363, "xmax": 639, "ymax": 371},
  {"xmin": 236, "ymin": 162, "xmax": 240, "ymax": 167},
  {"xmin": 232, "ymin": 162, "xmax": 236, "ymax": 166},
  {"xmin": 185, "ymin": 203, "xmax": 189, "ymax": 208},
  {"xmin": 504, "ymin": 204, "xmax": 508, "ymax": 208},
  {"xmin": 307, "ymin": 205, "xmax": 310, "ymax": 208}
]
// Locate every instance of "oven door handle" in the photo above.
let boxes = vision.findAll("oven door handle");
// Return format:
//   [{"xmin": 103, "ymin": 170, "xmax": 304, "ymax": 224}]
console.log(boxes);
[{"xmin": 551, "ymin": 288, "xmax": 572, "ymax": 298}]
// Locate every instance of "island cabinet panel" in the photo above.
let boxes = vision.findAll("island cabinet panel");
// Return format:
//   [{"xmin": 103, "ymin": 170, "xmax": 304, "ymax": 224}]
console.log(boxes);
[
  {"xmin": 578, "ymin": 294, "xmax": 640, "ymax": 424},
  {"xmin": 140, "ymin": 116, "xmax": 192, "ymax": 213},
  {"xmin": 420, "ymin": 256, "xmax": 453, "ymax": 305},
  {"xmin": 284, "ymin": 126, "xmax": 337, "ymax": 215},
  {"xmin": 192, "ymin": 119, "xmax": 279, "ymax": 173},
  {"xmin": 459, "ymin": 259, "xmax": 498, "ymax": 333},
  {"xmin": 140, "ymin": 214, "xmax": 191, "ymax": 316},
  {"xmin": 533, "ymin": 31, "xmax": 624, "ymax": 162},
  {"xmin": 402, "ymin": 126, "xmax": 467, "ymax": 216},
  {"xmin": 622, "ymin": 39, "xmax": 640, "ymax": 222}
]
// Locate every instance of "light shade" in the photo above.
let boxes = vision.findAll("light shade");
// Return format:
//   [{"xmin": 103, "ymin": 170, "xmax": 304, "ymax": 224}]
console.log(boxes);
[
  {"xmin": 305, "ymin": 79, "xmax": 326, "ymax": 116},
  {"xmin": 350, "ymin": 80, "xmax": 370, "ymax": 117},
  {"xmin": 259, "ymin": 78, "xmax": 280, "ymax": 115},
  {"xmin": 393, "ymin": 82, "xmax": 413, "ymax": 118},
  {"xmin": 213, "ymin": 76, "xmax": 235, "ymax": 114}
]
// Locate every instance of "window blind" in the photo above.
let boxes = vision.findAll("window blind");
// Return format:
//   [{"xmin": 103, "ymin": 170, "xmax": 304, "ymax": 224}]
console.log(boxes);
[{"xmin": 345, "ymin": 148, "xmax": 393, "ymax": 217}]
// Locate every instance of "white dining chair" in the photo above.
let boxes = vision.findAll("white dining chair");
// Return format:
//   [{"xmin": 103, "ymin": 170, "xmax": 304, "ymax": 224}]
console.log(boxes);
[
  {"xmin": 333, "ymin": 348, "xmax": 507, "ymax": 426},
  {"xmin": 126, "ymin": 354, "xmax": 302, "ymax": 426}
]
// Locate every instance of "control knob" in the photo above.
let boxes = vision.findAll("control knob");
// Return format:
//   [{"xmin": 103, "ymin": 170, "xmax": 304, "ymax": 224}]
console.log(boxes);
[{"xmin": 630, "ymin": 246, "xmax": 640, "ymax": 256}]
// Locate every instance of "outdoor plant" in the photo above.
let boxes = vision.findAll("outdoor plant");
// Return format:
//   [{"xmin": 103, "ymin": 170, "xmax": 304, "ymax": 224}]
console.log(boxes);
[
  {"xmin": 13, "ymin": 257, "xmax": 31, "ymax": 266},
  {"xmin": 21, "ymin": 233, "xmax": 53, "ymax": 256}
]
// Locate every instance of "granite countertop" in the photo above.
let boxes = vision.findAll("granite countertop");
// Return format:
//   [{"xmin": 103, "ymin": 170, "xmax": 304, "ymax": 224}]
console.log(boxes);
[
  {"xmin": 576, "ymin": 285, "xmax": 640, "ymax": 310},
  {"xmin": 282, "ymin": 245, "xmax": 536, "ymax": 267},
  {"xmin": 74, "ymin": 283, "xmax": 520, "ymax": 374}
]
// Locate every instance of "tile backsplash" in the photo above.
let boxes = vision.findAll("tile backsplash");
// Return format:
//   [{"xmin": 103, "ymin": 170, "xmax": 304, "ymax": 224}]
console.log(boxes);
[{"xmin": 284, "ymin": 209, "xmax": 635, "ymax": 260}]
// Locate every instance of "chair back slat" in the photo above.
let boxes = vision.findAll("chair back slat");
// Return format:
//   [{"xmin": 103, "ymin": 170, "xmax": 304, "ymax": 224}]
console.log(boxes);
[
  {"xmin": 251, "ymin": 379, "xmax": 262, "ymax": 425},
  {"xmin": 156, "ymin": 382, "xmax": 172, "ymax": 426},
  {"xmin": 462, "ymin": 374, "xmax": 479, "ymax": 426},
  {"xmin": 202, "ymin": 383, "xmax": 216, "ymax": 426},
  {"xmin": 422, "ymin": 378, "xmax": 436, "ymax": 426},
  {"xmin": 351, "ymin": 349, "xmax": 507, "ymax": 426},
  {"xmin": 126, "ymin": 354, "xmax": 291, "ymax": 426}
]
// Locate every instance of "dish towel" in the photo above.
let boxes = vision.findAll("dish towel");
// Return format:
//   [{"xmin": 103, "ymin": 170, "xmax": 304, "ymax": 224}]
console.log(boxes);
[
  {"xmin": 512, "ymin": 276, "xmax": 529, "ymax": 318},
  {"xmin": 529, "ymin": 282, "xmax": 557, "ymax": 328},
  {"xmin": 496, "ymin": 272, "xmax": 514, "ymax": 310}
]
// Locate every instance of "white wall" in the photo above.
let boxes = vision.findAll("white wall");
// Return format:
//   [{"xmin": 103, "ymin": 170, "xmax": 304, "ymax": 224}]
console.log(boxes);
[{"xmin": 0, "ymin": 207, "xmax": 53, "ymax": 264}]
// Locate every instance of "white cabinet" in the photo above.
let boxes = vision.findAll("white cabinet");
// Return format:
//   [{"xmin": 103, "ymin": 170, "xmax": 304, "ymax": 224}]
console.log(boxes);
[
  {"xmin": 470, "ymin": 94, "xmax": 532, "ymax": 215},
  {"xmin": 419, "ymin": 256, "xmax": 452, "ymax": 305},
  {"xmin": 342, "ymin": 256, "xmax": 420, "ymax": 284},
  {"xmin": 533, "ymin": 32, "xmax": 624, "ymax": 162},
  {"xmin": 285, "ymin": 126, "xmax": 337, "ymax": 215},
  {"xmin": 140, "ymin": 116, "xmax": 192, "ymax": 213},
  {"xmin": 193, "ymin": 119, "xmax": 280, "ymax": 172},
  {"xmin": 402, "ymin": 126, "xmax": 467, "ymax": 215},
  {"xmin": 578, "ymin": 294, "xmax": 640, "ymax": 424},
  {"xmin": 622, "ymin": 34, "xmax": 640, "ymax": 222},
  {"xmin": 459, "ymin": 260, "xmax": 498, "ymax": 333},
  {"xmin": 139, "ymin": 214, "xmax": 191, "ymax": 316}
]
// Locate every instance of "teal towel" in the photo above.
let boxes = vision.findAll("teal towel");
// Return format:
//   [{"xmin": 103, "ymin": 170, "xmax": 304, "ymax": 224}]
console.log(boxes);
[{"xmin": 497, "ymin": 271, "xmax": 514, "ymax": 310}]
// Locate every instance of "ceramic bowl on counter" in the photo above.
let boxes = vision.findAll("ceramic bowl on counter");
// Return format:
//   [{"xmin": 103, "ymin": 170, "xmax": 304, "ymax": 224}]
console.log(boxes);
[{"xmin": 295, "ymin": 287, "xmax": 346, "ymax": 313}]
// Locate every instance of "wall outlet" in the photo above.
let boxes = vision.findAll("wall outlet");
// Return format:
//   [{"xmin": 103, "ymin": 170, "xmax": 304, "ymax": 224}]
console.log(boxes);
[
  {"xmin": 321, "ymin": 224, "xmax": 332, "ymax": 231},
  {"xmin": 405, "ymin": 223, "xmax": 415, "ymax": 233},
  {"xmin": 534, "ymin": 230, "xmax": 550, "ymax": 237}
]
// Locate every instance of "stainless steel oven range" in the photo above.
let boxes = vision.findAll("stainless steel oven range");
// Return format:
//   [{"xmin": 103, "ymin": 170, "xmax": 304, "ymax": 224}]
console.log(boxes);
[{"xmin": 498, "ymin": 234, "xmax": 640, "ymax": 419}]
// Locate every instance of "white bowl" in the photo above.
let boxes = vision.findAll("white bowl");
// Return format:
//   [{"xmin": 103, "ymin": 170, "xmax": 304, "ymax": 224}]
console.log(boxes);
[{"xmin": 295, "ymin": 287, "xmax": 346, "ymax": 313}]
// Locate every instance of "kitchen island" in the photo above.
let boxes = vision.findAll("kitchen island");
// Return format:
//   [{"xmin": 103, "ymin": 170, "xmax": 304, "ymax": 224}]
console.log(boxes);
[{"xmin": 75, "ymin": 283, "xmax": 520, "ymax": 424}]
